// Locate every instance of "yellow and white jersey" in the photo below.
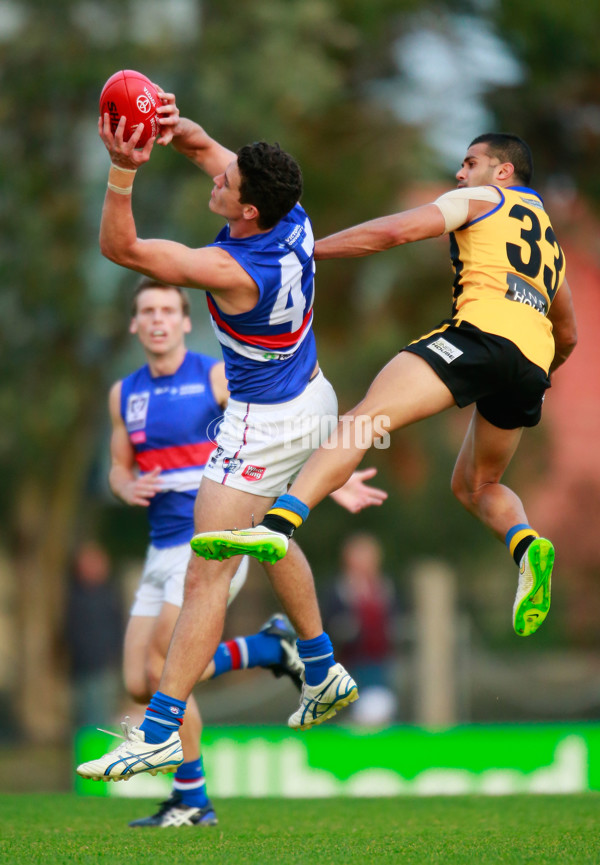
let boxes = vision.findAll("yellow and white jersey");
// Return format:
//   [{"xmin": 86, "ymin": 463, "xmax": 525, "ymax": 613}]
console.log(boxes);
[{"xmin": 448, "ymin": 185, "xmax": 566, "ymax": 372}]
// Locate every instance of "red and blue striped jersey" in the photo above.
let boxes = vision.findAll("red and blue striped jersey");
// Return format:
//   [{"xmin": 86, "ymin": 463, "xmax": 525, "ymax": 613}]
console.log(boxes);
[
  {"xmin": 207, "ymin": 203, "xmax": 317, "ymax": 403},
  {"xmin": 120, "ymin": 351, "xmax": 221, "ymax": 547}
]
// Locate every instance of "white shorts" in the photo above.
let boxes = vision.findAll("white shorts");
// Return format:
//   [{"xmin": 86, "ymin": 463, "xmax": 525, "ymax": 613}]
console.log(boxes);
[
  {"xmin": 203, "ymin": 370, "xmax": 338, "ymax": 497},
  {"xmin": 130, "ymin": 542, "xmax": 249, "ymax": 617}
]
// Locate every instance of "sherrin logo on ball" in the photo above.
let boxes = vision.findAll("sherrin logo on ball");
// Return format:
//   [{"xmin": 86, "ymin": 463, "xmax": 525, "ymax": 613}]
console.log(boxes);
[{"xmin": 99, "ymin": 69, "xmax": 160, "ymax": 146}]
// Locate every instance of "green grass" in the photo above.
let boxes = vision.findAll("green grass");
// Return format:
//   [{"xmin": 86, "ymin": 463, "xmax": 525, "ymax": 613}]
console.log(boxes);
[{"xmin": 1, "ymin": 793, "xmax": 600, "ymax": 865}]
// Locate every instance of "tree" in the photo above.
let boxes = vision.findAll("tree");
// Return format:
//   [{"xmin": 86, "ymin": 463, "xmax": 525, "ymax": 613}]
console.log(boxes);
[{"xmin": 0, "ymin": 0, "xmax": 431, "ymax": 742}]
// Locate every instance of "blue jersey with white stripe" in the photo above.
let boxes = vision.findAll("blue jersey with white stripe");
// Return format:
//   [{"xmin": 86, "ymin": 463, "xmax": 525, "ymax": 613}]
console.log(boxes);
[
  {"xmin": 120, "ymin": 351, "xmax": 221, "ymax": 548},
  {"xmin": 207, "ymin": 203, "xmax": 317, "ymax": 404}
]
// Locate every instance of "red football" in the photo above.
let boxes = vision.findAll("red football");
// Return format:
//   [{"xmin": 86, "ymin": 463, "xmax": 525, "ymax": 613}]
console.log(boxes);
[{"xmin": 99, "ymin": 70, "xmax": 160, "ymax": 146}]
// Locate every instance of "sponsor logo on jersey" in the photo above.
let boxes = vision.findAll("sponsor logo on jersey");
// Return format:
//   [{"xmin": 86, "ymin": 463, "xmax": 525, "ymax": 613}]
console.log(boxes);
[
  {"xmin": 262, "ymin": 351, "xmax": 290, "ymax": 361},
  {"xmin": 179, "ymin": 383, "xmax": 207, "ymax": 396},
  {"xmin": 126, "ymin": 391, "xmax": 150, "ymax": 430},
  {"xmin": 242, "ymin": 464, "xmax": 266, "ymax": 481},
  {"xmin": 505, "ymin": 274, "xmax": 548, "ymax": 315},
  {"xmin": 130, "ymin": 430, "xmax": 147, "ymax": 444},
  {"xmin": 153, "ymin": 384, "xmax": 207, "ymax": 398},
  {"xmin": 427, "ymin": 337, "xmax": 463, "ymax": 364},
  {"xmin": 283, "ymin": 224, "xmax": 303, "ymax": 247},
  {"xmin": 519, "ymin": 195, "xmax": 544, "ymax": 210},
  {"xmin": 153, "ymin": 386, "xmax": 178, "ymax": 395}
]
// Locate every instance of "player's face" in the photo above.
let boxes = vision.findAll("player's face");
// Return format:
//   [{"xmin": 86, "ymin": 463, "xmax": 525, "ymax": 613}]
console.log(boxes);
[
  {"xmin": 210, "ymin": 160, "xmax": 258, "ymax": 225},
  {"xmin": 456, "ymin": 143, "xmax": 504, "ymax": 188},
  {"xmin": 130, "ymin": 288, "xmax": 191, "ymax": 356}
]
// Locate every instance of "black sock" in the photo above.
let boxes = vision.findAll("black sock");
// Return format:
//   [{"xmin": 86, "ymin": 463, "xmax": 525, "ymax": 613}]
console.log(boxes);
[
  {"xmin": 513, "ymin": 535, "xmax": 536, "ymax": 567},
  {"xmin": 261, "ymin": 513, "xmax": 296, "ymax": 538}
]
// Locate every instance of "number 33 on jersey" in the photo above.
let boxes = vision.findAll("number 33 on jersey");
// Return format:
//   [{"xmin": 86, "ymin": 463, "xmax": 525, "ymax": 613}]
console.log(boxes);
[{"xmin": 449, "ymin": 185, "xmax": 566, "ymax": 372}]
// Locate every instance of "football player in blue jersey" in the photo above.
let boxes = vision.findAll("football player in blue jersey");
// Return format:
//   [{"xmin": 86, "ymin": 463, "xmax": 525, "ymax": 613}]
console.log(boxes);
[{"xmin": 78, "ymin": 85, "xmax": 388, "ymax": 787}]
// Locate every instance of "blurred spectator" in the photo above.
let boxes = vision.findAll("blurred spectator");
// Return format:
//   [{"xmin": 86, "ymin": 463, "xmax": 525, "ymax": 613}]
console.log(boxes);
[
  {"xmin": 322, "ymin": 532, "xmax": 401, "ymax": 725},
  {"xmin": 64, "ymin": 541, "xmax": 124, "ymax": 728}
]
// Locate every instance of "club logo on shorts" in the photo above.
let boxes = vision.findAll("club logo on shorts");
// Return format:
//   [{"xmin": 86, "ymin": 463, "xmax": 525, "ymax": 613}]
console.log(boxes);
[
  {"xmin": 242, "ymin": 465, "xmax": 266, "ymax": 481},
  {"xmin": 223, "ymin": 457, "xmax": 243, "ymax": 474},
  {"xmin": 427, "ymin": 337, "xmax": 463, "ymax": 364}
]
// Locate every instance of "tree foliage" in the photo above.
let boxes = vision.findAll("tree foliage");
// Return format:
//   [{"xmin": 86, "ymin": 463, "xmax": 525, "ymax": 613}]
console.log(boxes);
[
  {"xmin": 0, "ymin": 0, "xmax": 438, "ymax": 740},
  {"xmin": 467, "ymin": 0, "xmax": 600, "ymax": 202},
  {"xmin": 2, "ymin": 0, "xmax": 598, "ymax": 739}
]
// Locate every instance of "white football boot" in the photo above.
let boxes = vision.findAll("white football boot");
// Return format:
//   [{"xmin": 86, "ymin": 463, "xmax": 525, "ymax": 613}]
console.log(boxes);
[
  {"xmin": 77, "ymin": 719, "xmax": 183, "ymax": 782},
  {"xmin": 288, "ymin": 662, "xmax": 359, "ymax": 731}
]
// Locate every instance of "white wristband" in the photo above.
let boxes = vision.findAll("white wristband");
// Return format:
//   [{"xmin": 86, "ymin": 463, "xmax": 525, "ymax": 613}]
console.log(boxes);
[{"xmin": 107, "ymin": 182, "xmax": 133, "ymax": 195}]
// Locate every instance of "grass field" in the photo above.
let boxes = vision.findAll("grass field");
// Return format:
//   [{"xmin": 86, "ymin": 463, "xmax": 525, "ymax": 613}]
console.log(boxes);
[{"xmin": 1, "ymin": 793, "xmax": 600, "ymax": 865}]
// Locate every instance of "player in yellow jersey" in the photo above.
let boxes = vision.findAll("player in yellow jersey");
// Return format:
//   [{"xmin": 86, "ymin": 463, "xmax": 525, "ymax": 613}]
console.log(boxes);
[{"xmin": 191, "ymin": 133, "xmax": 578, "ymax": 647}]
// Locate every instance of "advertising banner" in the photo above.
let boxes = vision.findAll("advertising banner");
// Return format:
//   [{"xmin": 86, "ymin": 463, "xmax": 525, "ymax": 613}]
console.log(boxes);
[{"xmin": 74, "ymin": 723, "xmax": 600, "ymax": 798}]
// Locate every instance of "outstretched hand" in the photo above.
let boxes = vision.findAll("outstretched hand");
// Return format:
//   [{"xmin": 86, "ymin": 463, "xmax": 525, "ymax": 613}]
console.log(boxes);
[
  {"xmin": 329, "ymin": 467, "xmax": 388, "ymax": 514},
  {"xmin": 98, "ymin": 113, "xmax": 156, "ymax": 170}
]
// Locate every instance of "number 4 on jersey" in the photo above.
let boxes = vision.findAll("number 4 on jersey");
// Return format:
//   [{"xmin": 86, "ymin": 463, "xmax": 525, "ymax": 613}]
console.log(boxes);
[{"xmin": 269, "ymin": 252, "xmax": 307, "ymax": 331}]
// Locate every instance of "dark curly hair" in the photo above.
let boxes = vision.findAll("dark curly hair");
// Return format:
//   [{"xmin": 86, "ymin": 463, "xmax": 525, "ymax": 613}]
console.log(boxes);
[
  {"xmin": 237, "ymin": 141, "xmax": 303, "ymax": 230},
  {"xmin": 469, "ymin": 133, "xmax": 533, "ymax": 185}
]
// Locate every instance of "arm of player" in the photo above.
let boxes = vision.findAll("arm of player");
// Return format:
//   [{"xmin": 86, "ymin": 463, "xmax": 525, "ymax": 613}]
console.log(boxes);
[
  {"xmin": 548, "ymin": 277, "xmax": 577, "ymax": 373},
  {"xmin": 98, "ymin": 116, "xmax": 258, "ymax": 302},
  {"xmin": 108, "ymin": 381, "xmax": 162, "ymax": 507},
  {"xmin": 154, "ymin": 87, "xmax": 235, "ymax": 178},
  {"xmin": 314, "ymin": 189, "xmax": 499, "ymax": 260},
  {"xmin": 209, "ymin": 361, "xmax": 230, "ymax": 409},
  {"xmin": 99, "ymin": 200, "xmax": 252, "ymax": 296},
  {"xmin": 328, "ymin": 467, "xmax": 388, "ymax": 514},
  {"xmin": 315, "ymin": 204, "xmax": 446, "ymax": 259}
]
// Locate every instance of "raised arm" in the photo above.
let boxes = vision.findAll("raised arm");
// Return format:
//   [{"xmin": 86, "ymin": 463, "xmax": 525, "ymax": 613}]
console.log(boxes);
[
  {"xmin": 155, "ymin": 87, "xmax": 235, "ymax": 178},
  {"xmin": 97, "ymin": 115, "xmax": 257, "ymax": 304}
]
